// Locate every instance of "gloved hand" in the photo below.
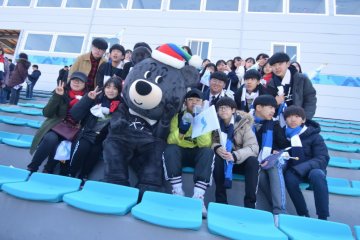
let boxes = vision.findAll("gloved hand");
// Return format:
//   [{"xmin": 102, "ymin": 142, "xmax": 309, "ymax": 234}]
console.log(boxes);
[{"xmin": 179, "ymin": 112, "xmax": 193, "ymax": 134}]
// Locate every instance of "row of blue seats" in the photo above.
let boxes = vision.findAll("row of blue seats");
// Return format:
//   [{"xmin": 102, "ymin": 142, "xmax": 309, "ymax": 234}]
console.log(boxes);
[
  {"xmin": 326, "ymin": 143, "xmax": 360, "ymax": 153},
  {"xmin": 321, "ymin": 127, "xmax": 360, "ymax": 135},
  {"xmin": 0, "ymin": 131, "xmax": 34, "ymax": 148},
  {"xmin": 314, "ymin": 117, "xmax": 360, "ymax": 126},
  {"xmin": 0, "ymin": 116, "xmax": 42, "ymax": 128},
  {"xmin": 319, "ymin": 122, "xmax": 360, "ymax": 130},
  {"xmin": 0, "ymin": 106, "xmax": 43, "ymax": 116},
  {"xmin": 18, "ymin": 103, "xmax": 45, "ymax": 109},
  {"xmin": 321, "ymin": 133, "xmax": 360, "ymax": 144},
  {"xmin": 0, "ymin": 165, "xmax": 356, "ymax": 240},
  {"xmin": 329, "ymin": 157, "xmax": 360, "ymax": 169}
]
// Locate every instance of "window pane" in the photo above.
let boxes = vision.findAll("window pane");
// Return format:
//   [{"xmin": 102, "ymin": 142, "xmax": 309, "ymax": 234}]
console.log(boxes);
[
  {"xmin": 7, "ymin": 0, "xmax": 31, "ymax": 6},
  {"xmin": 206, "ymin": 0, "xmax": 239, "ymax": 11},
  {"xmin": 336, "ymin": 0, "xmax": 360, "ymax": 15},
  {"xmin": 189, "ymin": 41, "xmax": 210, "ymax": 60},
  {"xmin": 24, "ymin": 34, "xmax": 52, "ymax": 51},
  {"xmin": 248, "ymin": 0, "xmax": 283, "ymax": 12},
  {"xmin": 290, "ymin": 0, "xmax": 325, "ymax": 14},
  {"xmin": 99, "ymin": 0, "xmax": 127, "ymax": 8},
  {"xmin": 0, "ymin": 0, "xmax": 4, "ymax": 6},
  {"xmin": 169, "ymin": 0, "xmax": 200, "ymax": 10},
  {"xmin": 200, "ymin": 42, "xmax": 209, "ymax": 60},
  {"xmin": 285, "ymin": 46, "xmax": 297, "ymax": 61},
  {"xmin": 36, "ymin": 0, "xmax": 62, "ymax": 7},
  {"xmin": 66, "ymin": 0, "xmax": 92, "ymax": 8},
  {"xmin": 273, "ymin": 45, "xmax": 285, "ymax": 53},
  {"xmin": 132, "ymin": 0, "xmax": 162, "ymax": 9},
  {"xmin": 54, "ymin": 35, "xmax": 84, "ymax": 53}
]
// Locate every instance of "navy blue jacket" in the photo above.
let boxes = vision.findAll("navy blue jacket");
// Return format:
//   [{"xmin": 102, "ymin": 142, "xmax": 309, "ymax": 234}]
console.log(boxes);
[{"xmin": 286, "ymin": 120, "xmax": 329, "ymax": 177}]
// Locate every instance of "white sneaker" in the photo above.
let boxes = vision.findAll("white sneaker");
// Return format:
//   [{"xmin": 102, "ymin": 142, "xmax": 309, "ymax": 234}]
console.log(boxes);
[{"xmin": 193, "ymin": 195, "xmax": 207, "ymax": 218}]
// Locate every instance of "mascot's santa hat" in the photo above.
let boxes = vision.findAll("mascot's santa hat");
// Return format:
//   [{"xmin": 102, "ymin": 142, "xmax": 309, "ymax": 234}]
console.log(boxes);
[{"xmin": 151, "ymin": 43, "xmax": 202, "ymax": 69}]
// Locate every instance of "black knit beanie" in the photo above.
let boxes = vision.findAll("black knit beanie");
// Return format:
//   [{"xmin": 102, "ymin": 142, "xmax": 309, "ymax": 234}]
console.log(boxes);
[
  {"xmin": 268, "ymin": 52, "xmax": 290, "ymax": 66},
  {"xmin": 284, "ymin": 105, "xmax": 306, "ymax": 120}
]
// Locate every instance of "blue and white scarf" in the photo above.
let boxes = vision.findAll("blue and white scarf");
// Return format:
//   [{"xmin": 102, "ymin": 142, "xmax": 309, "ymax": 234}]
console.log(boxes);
[
  {"xmin": 220, "ymin": 116, "xmax": 235, "ymax": 189},
  {"xmin": 240, "ymin": 85, "xmax": 259, "ymax": 114},
  {"xmin": 253, "ymin": 115, "xmax": 274, "ymax": 162},
  {"xmin": 285, "ymin": 125, "xmax": 307, "ymax": 166}
]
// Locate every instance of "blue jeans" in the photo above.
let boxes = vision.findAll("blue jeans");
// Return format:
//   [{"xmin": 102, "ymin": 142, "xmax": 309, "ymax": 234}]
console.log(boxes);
[
  {"xmin": 284, "ymin": 168, "xmax": 329, "ymax": 219},
  {"xmin": 26, "ymin": 83, "xmax": 34, "ymax": 98}
]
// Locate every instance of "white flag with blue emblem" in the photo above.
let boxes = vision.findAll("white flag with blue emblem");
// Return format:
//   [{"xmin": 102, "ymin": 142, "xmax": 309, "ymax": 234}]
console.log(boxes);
[{"xmin": 191, "ymin": 105, "xmax": 220, "ymax": 138}]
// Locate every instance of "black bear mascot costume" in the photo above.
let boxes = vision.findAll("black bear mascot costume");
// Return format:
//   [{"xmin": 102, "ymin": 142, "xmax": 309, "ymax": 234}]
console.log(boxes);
[{"xmin": 103, "ymin": 43, "xmax": 202, "ymax": 199}]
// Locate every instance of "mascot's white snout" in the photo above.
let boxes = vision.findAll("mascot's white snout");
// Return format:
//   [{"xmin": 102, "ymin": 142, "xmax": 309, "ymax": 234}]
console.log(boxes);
[{"xmin": 129, "ymin": 79, "xmax": 163, "ymax": 110}]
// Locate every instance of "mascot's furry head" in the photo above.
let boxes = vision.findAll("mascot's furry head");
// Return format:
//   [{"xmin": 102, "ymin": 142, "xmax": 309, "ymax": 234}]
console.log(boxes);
[{"xmin": 123, "ymin": 43, "xmax": 202, "ymax": 121}]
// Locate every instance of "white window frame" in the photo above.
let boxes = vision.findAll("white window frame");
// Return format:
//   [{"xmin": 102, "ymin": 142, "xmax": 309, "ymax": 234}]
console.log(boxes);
[
  {"xmin": 96, "ymin": 0, "xmax": 129, "ymax": 10},
  {"xmin": 130, "ymin": 0, "xmax": 163, "ymax": 11},
  {"xmin": 21, "ymin": 31, "xmax": 85, "ymax": 56},
  {"xmin": 34, "ymin": 0, "xmax": 64, "ymax": 8},
  {"xmin": 271, "ymin": 42, "xmax": 300, "ymax": 62},
  {"xmin": 185, "ymin": 38, "xmax": 212, "ymax": 60},
  {"xmin": 204, "ymin": 0, "xmax": 241, "ymax": 12},
  {"xmin": 287, "ymin": 0, "xmax": 329, "ymax": 15},
  {"xmin": 64, "ymin": 0, "xmax": 94, "ymax": 9},
  {"xmin": 4, "ymin": 0, "xmax": 32, "ymax": 7},
  {"xmin": 167, "ymin": 0, "xmax": 203, "ymax": 12},
  {"xmin": 246, "ymin": 0, "xmax": 285, "ymax": 14},
  {"xmin": 333, "ymin": 0, "xmax": 360, "ymax": 17}
]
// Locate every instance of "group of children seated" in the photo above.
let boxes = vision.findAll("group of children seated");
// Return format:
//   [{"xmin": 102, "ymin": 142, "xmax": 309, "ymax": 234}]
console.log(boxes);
[{"xmin": 26, "ymin": 49, "xmax": 329, "ymax": 226}]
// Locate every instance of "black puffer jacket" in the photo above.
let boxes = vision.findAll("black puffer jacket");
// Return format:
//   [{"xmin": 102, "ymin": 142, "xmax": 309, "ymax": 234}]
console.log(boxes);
[
  {"xmin": 286, "ymin": 120, "xmax": 329, "ymax": 177},
  {"xmin": 70, "ymin": 94, "xmax": 119, "ymax": 144},
  {"xmin": 267, "ymin": 65, "xmax": 317, "ymax": 120}
]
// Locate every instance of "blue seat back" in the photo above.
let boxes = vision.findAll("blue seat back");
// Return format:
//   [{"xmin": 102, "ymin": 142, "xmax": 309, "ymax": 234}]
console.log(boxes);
[
  {"xmin": 327, "ymin": 177, "xmax": 351, "ymax": 188},
  {"xmin": 0, "ymin": 166, "xmax": 30, "ymax": 187}
]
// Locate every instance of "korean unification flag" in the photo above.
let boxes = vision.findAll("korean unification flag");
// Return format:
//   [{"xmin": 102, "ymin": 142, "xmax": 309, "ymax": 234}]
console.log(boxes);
[{"xmin": 191, "ymin": 105, "xmax": 220, "ymax": 138}]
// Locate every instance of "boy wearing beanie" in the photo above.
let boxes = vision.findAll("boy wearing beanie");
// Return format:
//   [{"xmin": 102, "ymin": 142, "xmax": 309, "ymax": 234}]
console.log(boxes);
[
  {"xmin": 252, "ymin": 95, "xmax": 289, "ymax": 226},
  {"xmin": 96, "ymin": 43, "xmax": 125, "ymax": 88},
  {"xmin": 212, "ymin": 97, "xmax": 259, "ymax": 209},
  {"xmin": 266, "ymin": 52, "xmax": 317, "ymax": 124},
  {"xmin": 235, "ymin": 69, "xmax": 269, "ymax": 113},
  {"xmin": 283, "ymin": 105, "xmax": 329, "ymax": 220},
  {"xmin": 162, "ymin": 89, "xmax": 214, "ymax": 218}
]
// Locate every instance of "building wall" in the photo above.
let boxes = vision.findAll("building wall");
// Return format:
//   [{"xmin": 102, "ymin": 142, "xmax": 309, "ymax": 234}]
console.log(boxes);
[{"xmin": 0, "ymin": 0, "xmax": 359, "ymax": 120}]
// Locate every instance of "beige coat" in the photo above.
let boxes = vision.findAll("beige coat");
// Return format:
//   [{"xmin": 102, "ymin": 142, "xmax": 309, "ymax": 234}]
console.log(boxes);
[
  {"xmin": 68, "ymin": 52, "xmax": 106, "ymax": 86},
  {"xmin": 212, "ymin": 111, "xmax": 259, "ymax": 164}
]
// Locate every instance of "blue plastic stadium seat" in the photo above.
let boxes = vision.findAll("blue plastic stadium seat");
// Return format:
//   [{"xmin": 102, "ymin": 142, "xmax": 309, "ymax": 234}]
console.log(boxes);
[
  {"xmin": 328, "ymin": 135, "xmax": 357, "ymax": 143},
  {"xmin": 320, "ymin": 127, "xmax": 333, "ymax": 133},
  {"xmin": 319, "ymin": 122, "xmax": 336, "ymax": 127},
  {"xmin": 329, "ymin": 157, "xmax": 360, "ymax": 169},
  {"xmin": 352, "ymin": 181, "xmax": 360, "ymax": 189},
  {"xmin": 131, "ymin": 191, "xmax": 202, "ymax": 230},
  {"xmin": 350, "ymin": 125, "xmax": 360, "ymax": 130},
  {"xmin": 1, "ymin": 173, "xmax": 81, "ymax": 202},
  {"xmin": 33, "ymin": 104, "xmax": 45, "ymax": 109},
  {"xmin": 327, "ymin": 177, "xmax": 360, "ymax": 197},
  {"xmin": 208, "ymin": 203, "xmax": 287, "ymax": 240},
  {"xmin": 278, "ymin": 214, "xmax": 353, "ymax": 240},
  {"xmin": 2, "ymin": 134, "xmax": 34, "ymax": 148},
  {"xmin": 63, "ymin": 181, "xmax": 139, "ymax": 215},
  {"xmin": 320, "ymin": 134, "xmax": 330, "ymax": 141},
  {"xmin": 0, "ymin": 106, "xmax": 21, "ymax": 113},
  {"xmin": 27, "ymin": 120, "xmax": 43, "ymax": 128},
  {"xmin": 18, "ymin": 103, "xmax": 34, "ymax": 108},
  {"xmin": 0, "ymin": 116, "xmax": 27, "ymax": 126},
  {"xmin": 20, "ymin": 109, "xmax": 43, "ymax": 116},
  {"xmin": 0, "ymin": 131, "xmax": 20, "ymax": 142},
  {"xmin": 355, "ymin": 225, "xmax": 360, "ymax": 240},
  {"xmin": 0, "ymin": 166, "xmax": 30, "ymax": 187},
  {"xmin": 233, "ymin": 173, "xmax": 245, "ymax": 181},
  {"xmin": 182, "ymin": 167, "xmax": 195, "ymax": 173},
  {"xmin": 326, "ymin": 143, "xmax": 359, "ymax": 153}
]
